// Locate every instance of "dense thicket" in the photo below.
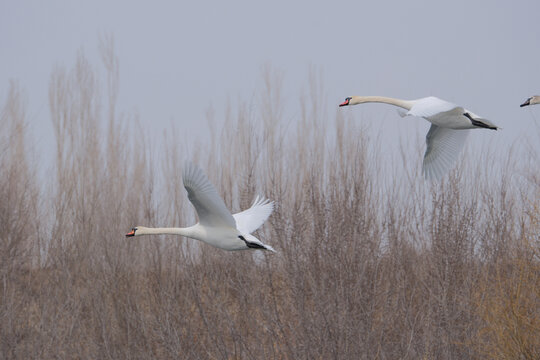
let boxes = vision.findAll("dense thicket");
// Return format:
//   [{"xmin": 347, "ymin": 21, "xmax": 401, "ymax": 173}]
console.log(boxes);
[{"xmin": 0, "ymin": 49, "xmax": 538, "ymax": 359}]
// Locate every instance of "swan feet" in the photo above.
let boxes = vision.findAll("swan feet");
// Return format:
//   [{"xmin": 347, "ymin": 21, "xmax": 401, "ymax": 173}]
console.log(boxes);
[
  {"xmin": 463, "ymin": 113, "xmax": 497, "ymax": 130},
  {"xmin": 238, "ymin": 235, "xmax": 266, "ymax": 249}
]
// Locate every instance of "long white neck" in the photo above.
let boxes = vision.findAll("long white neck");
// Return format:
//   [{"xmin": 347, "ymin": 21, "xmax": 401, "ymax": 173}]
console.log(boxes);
[
  {"xmin": 136, "ymin": 225, "xmax": 198, "ymax": 238},
  {"xmin": 349, "ymin": 96, "xmax": 414, "ymax": 110}
]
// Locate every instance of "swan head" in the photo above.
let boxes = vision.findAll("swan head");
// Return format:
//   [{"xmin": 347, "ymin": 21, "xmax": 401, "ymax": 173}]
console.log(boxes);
[
  {"xmin": 125, "ymin": 226, "xmax": 144, "ymax": 237},
  {"xmin": 339, "ymin": 96, "xmax": 366, "ymax": 107},
  {"xmin": 520, "ymin": 95, "xmax": 540, "ymax": 107},
  {"xmin": 339, "ymin": 97, "xmax": 352, "ymax": 107}
]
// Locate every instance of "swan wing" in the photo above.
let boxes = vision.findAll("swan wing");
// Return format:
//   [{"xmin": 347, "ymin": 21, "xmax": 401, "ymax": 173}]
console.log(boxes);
[
  {"xmin": 423, "ymin": 125, "xmax": 469, "ymax": 181},
  {"xmin": 396, "ymin": 108, "xmax": 408, "ymax": 118},
  {"xmin": 408, "ymin": 96, "xmax": 461, "ymax": 118},
  {"xmin": 233, "ymin": 195, "xmax": 274, "ymax": 234},
  {"xmin": 182, "ymin": 163, "xmax": 236, "ymax": 228}
]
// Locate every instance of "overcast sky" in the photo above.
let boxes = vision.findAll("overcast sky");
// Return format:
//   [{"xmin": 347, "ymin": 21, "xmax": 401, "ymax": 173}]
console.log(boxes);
[{"xmin": 1, "ymin": 0, "xmax": 540, "ymax": 174}]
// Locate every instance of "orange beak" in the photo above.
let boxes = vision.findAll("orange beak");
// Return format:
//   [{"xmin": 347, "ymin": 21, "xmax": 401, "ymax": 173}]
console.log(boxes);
[
  {"xmin": 125, "ymin": 229, "xmax": 135, "ymax": 237},
  {"xmin": 339, "ymin": 98, "xmax": 350, "ymax": 107}
]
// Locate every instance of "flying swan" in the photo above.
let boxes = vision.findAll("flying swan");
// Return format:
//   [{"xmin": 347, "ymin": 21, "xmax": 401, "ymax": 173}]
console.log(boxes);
[
  {"xmin": 520, "ymin": 95, "xmax": 540, "ymax": 107},
  {"xmin": 126, "ymin": 163, "xmax": 275, "ymax": 252},
  {"xmin": 339, "ymin": 96, "xmax": 499, "ymax": 180}
]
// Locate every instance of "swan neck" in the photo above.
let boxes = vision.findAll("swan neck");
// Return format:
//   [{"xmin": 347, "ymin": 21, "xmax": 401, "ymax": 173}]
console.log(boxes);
[
  {"xmin": 139, "ymin": 226, "xmax": 196, "ymax": 237},
  {"xmin": 351, "ymin": 96, "xmax": 413, "ymax": 110}
]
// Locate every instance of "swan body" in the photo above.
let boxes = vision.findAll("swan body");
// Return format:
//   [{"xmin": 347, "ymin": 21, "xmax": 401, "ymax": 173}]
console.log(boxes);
[
  {"xmin": 339, "ymin": 96, "xmax": 499, "ymax": 180},
  {"xmin": 126, "ymin": 164, "xmax": 275, "ymax": 252},
  {"xmin": 520, "ymin": 95, "xmax": 540, "ymax": 107}
]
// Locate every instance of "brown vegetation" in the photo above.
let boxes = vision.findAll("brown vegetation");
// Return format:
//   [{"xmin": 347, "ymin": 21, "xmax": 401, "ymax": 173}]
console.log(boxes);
[{"xmin": 0, "ymin": 46, "xmax": 538, "ymax": 359}]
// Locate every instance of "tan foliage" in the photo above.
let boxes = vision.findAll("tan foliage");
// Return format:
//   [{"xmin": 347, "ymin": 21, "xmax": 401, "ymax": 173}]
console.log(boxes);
[
  {"xmin": 0, "ymin": 45, "xmax": 538, "ymax": 359},
  {"xmin": 473, "ymin": 254, "xmax": 540, "ymax": 360}
]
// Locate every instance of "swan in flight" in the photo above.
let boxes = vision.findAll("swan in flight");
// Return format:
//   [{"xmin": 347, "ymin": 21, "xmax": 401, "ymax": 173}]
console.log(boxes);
[
  {"xmin": 520, "ymin": 95, "xmax": 540, "ymax": 107},
  {"xmin": 339, "ymin": 96, "xmax": 499, "ymax": 180},
  {"xmin": 126, "ymin": 163, "xmax": 275, "ymax": 252}
]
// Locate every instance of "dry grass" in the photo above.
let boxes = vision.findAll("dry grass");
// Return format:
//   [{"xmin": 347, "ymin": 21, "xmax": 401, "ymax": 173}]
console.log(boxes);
[
  {"xmin": 0, "ymin": 46, "xmax": 538, "ymax": 359},
  {"xmin": 473, "ymin": 254, "xmax": 540, "ymax": 360}
]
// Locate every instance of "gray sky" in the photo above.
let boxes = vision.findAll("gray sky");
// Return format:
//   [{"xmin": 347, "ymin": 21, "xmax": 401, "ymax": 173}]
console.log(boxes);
[{"xmin": 1, "ymin": 0, "xmax": 540, "ymax": 172}]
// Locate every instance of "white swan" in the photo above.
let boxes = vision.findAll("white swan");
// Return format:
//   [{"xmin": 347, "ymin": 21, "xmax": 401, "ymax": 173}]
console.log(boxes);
[
  {"xmin": 339, "ymin": 96, "xmax": 499, "ymax": 180},
  {"xmin": 520, "ymin": 95, "xmax": 540, "ymax": 107},
  {"xmin": 126, "ymin": 163, "xmax": 275, "ymax": 252}
]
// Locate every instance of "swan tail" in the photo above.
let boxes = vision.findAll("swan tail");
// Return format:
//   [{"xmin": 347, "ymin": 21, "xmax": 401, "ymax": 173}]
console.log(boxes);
[
  {"xmin": 240, "ymin": 234, "xmax": 276, "ymax": 253},
  {"xmin": 261, "ymin": 243, "xmax": 276, "ymax": 253}
]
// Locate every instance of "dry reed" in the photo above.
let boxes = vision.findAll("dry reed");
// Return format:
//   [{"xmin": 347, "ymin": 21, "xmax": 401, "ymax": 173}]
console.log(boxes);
[{"xmin": 0, "ymin": 45, "xmax": 538, "ymax": 359}]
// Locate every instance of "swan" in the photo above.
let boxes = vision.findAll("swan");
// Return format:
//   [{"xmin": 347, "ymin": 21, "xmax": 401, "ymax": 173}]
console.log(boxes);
[
  {"xmin": 520, "ymin": 95, "xmax": 540, "ymax": 107},
  {"xmin": 126, "ymin": 163, "xmax": 275, "ymax": 252},
  {"xmin": 339, "ymin": 96, "xmax": 499, "ymax": 180}
]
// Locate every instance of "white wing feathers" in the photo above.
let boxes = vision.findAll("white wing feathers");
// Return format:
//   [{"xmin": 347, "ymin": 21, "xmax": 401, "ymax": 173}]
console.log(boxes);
[
  {"xmin": 182, "ymin": 163, "xmax": 236, "ymax": 228},
  {"xmin": 396, "ymin": 108, "xmax": 408, "ymax": 118},
  {"xmin": 407, "ymin": 97, "xmax": 459, "ymax": 118},
  {"xmin": 233, "ymin": 195, "xmax": 274, "ymax": 234},
  {"xmin": 423, "ymin": 125, "xmax": 469, "ymax": 181}
]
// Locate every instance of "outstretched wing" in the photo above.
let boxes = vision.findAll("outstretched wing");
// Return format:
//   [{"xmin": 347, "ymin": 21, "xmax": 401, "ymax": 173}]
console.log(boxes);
[
  {"xmin": 182, "ymin": 163, "xmax": 236, "ymax": 228},
  {"xmin": 233, "ymin": 195, "xmax": 274, "ymax": 234},
  {"xmin": 423, "ymin": 125, "xmax": 469, "ymax": 181}
]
